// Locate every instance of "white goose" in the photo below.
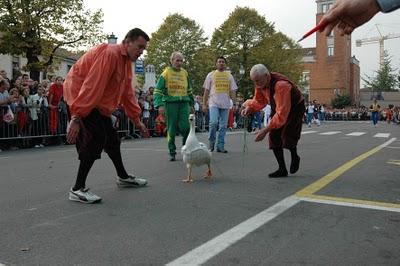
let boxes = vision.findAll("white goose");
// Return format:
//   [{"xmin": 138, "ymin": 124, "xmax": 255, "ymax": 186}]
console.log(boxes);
[{"xmin": 181, "ymin": 114, "xmax": 212, "ymax": 183}]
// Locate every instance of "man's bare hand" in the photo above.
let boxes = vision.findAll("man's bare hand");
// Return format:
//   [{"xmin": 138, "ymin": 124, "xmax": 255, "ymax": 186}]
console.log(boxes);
[
  {"xmin": 67, "ymin": 120, "xmax": 80, "ymax": 144},
  {"xmin": 319, "ymin": 0, "xmax": 380, "ymax": 36},
  {"xmin": 240, "ymin": 106, "xmax": 251, "ymax": 117},
  {"xmin": 137, "ymin": 121, "xmax": 150, "ymax": 138},
  {"xmin": 254, "ymin": 127, "xmax": 269, "ymax": 142}
]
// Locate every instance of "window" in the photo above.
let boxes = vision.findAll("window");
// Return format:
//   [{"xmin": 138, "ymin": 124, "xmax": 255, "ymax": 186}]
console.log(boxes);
[
  {"xmin": 322, "ymin": 4, "xmax": 328, "ymax": 13},
  {"xmin": 327, "ymin": 36, "xmax": 334, "ymax": 46},
  {"xmin": 327, "ymin": 45, "xmax": 334, "ymax": 57},
  {"xmin": 321, "ymin": 3, "xmax": 333, "ymax": 13},
  {"xmin": 12, "ymin": 56, "xmax": 20, "ymax": 69},
  {"xmin": 302, "ymin": 71, "xmax": 310, "ymax": 82}
]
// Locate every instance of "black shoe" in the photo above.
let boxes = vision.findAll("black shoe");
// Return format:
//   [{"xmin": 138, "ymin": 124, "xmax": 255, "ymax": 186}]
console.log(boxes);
[
  {"xmin": 268, "ymin": 169, "xmax": 288, "ymax": 178},
  {"xmin": 217, "ymin": 149, "xmax": 228, "ymax": 153},
  {"xmin": 209, "ymin": 142, "xmax": 215, "ymax": 152},
  {"xmin": 169, "ymin": 154, "xmax": 176, "ymax": 161},
  {"xmin": 290, "ymin": 156, "xmax": 300, "ymax": 174}
]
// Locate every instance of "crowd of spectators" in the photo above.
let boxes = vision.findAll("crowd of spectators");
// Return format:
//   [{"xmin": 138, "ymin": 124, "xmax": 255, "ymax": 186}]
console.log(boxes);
[
  {"xmin": 1, "ymin": 70, "xmax": 399, "ymax": 152},
  {"xmin": 0, "ymin": 71, "xmax": 68, "ymax": 151}
]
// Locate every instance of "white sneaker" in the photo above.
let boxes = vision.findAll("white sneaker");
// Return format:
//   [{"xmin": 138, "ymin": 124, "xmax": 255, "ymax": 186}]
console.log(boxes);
[
  {"xmin": 69, "ymin": 188, "xmax": 102, "ymax": 203},
  {"xmin": 116, "ymin": 175, "xmax": 147, "ymax": 188},
  {"xmin": 34, "ymin": 145, "xmax": 40, "ymax": 148}
]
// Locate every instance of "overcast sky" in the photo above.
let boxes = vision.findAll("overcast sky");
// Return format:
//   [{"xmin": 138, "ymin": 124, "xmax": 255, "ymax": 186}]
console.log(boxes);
[{"xmin": 85, "ymin": 0, "xmax": 400, "ymax": 87}]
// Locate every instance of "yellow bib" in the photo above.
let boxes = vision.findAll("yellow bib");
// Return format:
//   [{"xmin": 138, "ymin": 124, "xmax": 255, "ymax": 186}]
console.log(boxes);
[
  {"xmin": 213, "ymin": 71, "xmax": 230, "ymax": 94},
  {"xmin": 166, "ymin": 68, "xmax": 188, "ymax": 97}
]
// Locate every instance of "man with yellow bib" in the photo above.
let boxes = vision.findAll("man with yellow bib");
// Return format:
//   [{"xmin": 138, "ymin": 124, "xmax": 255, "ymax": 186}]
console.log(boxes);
[
  {"xmin": 202, "ymin": 56, "xmax": 237, "ymax": 153},
  {"xmin": 154, "ymin": 52, "xmax": 194, "ymax": 161},
  {"xmin": 369, "ymin": 98, "xmax": 380, "ymax": 126}
]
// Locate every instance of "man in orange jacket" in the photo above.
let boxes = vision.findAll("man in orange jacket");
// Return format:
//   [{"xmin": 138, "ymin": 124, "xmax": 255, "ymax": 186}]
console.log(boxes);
[
  {"xmin": 64, "ymin": 28, "xmax": 150, "ymax": 203},
  {"xmin": 241, "ymin": 64, "xmax": 305, "ymax": 178}
]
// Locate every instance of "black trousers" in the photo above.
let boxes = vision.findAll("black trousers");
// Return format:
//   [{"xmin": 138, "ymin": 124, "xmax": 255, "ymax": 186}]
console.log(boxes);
[
  {"xmin": 76, "ymin": 109, "xmax": 120, "ymax": 161},
  {"xmin": 269, "ymin": 100, "xmax": 305, "ymax": 149}
]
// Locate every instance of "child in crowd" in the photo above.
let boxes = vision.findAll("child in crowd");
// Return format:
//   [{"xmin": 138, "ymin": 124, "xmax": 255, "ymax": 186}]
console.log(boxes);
[{"xmin": 155, "ymin": 108, "xmax": 166, "ymax": 137}]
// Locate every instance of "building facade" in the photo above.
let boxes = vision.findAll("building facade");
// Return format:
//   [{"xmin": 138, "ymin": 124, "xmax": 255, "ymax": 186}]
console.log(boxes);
[
  {"xmin": 0, "ymin": 53, "xmax": 77, "ymax": 81},
  {"xmin": 301, "ymin": 0, "xmax": 360, "ymax": 106}
]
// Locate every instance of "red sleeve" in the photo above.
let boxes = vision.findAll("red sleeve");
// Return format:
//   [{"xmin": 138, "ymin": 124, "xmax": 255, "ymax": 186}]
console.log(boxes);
[
  {"xmin": 48, "ymin": 84, "xmax": 55, "ymax": 97},
  {"xmin": 243, "ymin": 87, "xmax": 268, "ymax": 113},
  {"xmin": 268, "ymin": 81, "xmax": 291, "ymax": 130},
  {"xmin": 69, "ymin": 49, "xmax": 117, "ymax": 118}
]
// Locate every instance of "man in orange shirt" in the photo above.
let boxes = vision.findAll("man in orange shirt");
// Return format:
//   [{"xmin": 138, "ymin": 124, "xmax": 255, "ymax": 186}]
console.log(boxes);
[
  {"xmin": 64, "ymin": 28, "xmax": 150, "ymax": 203},
  {"xmin": 241, "ymin": 64, "xmax": 305, "ymax": 178}
]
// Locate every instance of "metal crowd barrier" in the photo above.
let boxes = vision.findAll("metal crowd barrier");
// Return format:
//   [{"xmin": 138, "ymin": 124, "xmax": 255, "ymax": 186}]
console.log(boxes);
[
  {"xmin": 0, "ymin": 107, "xmax": 136, "ymax": 147},
  {"xmin": 2, "ymin": 106, "xmax": 386, "ymax": 149}
]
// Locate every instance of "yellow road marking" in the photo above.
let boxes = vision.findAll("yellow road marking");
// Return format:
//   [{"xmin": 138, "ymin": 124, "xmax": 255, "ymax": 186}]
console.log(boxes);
[
  {"xmin": 296, "ymin": 138, "xmax": 397, "ymax": 197},
  {"xmin": 300, "ymin": 194, "xmax": 400, "ymax": 209}
]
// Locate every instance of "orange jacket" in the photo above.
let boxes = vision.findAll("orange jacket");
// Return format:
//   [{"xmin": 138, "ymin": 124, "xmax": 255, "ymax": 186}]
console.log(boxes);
[
  {"xmin": 244, "ymin": 81, "xmax": 292, "ymax": 130},
  {"xmin": 63, "ymin": 43, "xmax": 141, "ymax": 123}
]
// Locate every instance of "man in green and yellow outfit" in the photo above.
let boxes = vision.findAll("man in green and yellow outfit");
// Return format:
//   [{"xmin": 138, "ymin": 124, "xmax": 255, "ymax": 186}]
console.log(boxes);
[{"xmin": 154, "ymin": 52, "xmax": 194, "ymax": 161}]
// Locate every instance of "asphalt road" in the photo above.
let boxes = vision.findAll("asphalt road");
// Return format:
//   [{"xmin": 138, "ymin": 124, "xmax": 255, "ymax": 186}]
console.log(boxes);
[{"xmin": 0, "ymin": 121, "xmax": 399, "ymax": 265}]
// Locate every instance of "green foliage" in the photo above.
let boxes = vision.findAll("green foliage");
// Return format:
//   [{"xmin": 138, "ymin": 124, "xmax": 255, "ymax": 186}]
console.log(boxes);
[
  {"xmin": 250, "ymin": 32, "xmax": 303, "ymax": 83},
  {"xmin": 145, "ymin": 8, "xmax": 304, "ymax": 98},
  {"xmin": 397, "ymin": 69, "xmax": 400, "ymax": 87},
  {"xmin": 0, "ymin": 0, "xmax": 104, "ymax": 79},
  {"xmin": 145, "ymin": 13, "xmax": 208, "ymax": 94},
  {"xmin": 331, "ymin": 94, "xmax": 351, "ymax": 108},
  {"xmin": 210, "ymin": 7, "xmax": 303, "ymax": 99},
  {"xmin": 362, "ymin": 51, "xmax": 398, "ymax": 91}
]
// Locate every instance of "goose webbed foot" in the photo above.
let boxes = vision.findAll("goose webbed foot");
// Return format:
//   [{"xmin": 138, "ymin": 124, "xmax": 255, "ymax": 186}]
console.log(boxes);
[{"xmin": 204, "ymin": 165, "xmax": 212, "ymax": 180}]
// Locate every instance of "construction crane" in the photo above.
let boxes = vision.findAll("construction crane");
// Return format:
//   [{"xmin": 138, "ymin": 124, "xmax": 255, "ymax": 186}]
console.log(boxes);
[{"xmin": 356, "ymin": 24, "xmax": 400, "ymax": 69}]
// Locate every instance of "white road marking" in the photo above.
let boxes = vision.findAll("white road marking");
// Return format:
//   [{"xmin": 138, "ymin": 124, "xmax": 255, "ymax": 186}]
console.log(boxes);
[
  {"xmin": 387, "ymin": 146, "xmax": 400, "ymax": 149},
  {"xmin": 319, "ymin": 131, "xmax": 341, "ymax": 135},
  {"xmin": 374, "ymin": 133, "xmax": 390, "ymax": 138},
  {"xmin": 298, "ymin": 196, "xmax": 400, "ymax": 213},
  {"xmin": 346, "ymin": 132, "xmax": 366, "ymax": 136},
  {"xmin": 226, "ymin": 131, "xmax": 245, "ymax": 135},
  {"xmin": 166, "ymin": 196, "xmax": 300, "ymax": 266},
  {"xmin": 301, "ymin": 131, "xmax": 318, "ymax": 135}
]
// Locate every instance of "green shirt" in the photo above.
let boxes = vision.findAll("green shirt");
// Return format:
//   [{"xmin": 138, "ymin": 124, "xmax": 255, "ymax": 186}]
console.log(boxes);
[{"xmin": 154, "ymin": 67, "xmax": 194, "ymax": 108}]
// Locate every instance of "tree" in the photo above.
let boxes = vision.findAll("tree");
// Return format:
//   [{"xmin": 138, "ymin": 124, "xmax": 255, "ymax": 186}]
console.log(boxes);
[
  {"xmin": 331, "ymin": 95, "xmax": 351, "ymax": 108},
  {"xmin": 210, "ymin": 7, "xmax": 274, "ymax": 98},
  {"xmin": 362, "ymin": 51, "xmax": 398, "ymax": 92},
  {"xmin": 0, "ymin": 0, "xmax": 104, "ymax": 81},
  {"xmin": 145, "ymin": 13, "xmax": 208, "ymax": 94},
  {"xmin": 210, "ymin": 7, "xmax": 303, "ymax": 98},
  {"xmin": 397, "ymin": 69, "xmax": 400, "ymax": 88},
  {"xmin": 250, "ymin": 32, "xmax": 303, "ymax": 84}
]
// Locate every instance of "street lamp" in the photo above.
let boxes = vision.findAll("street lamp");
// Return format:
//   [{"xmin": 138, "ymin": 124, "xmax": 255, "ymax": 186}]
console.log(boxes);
[{"xmin": 107, "ymin": 33, "xmax": 118, "ymax": 44}]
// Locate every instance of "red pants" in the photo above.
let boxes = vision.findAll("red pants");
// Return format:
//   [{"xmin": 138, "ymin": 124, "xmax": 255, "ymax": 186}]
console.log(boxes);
[
  {"xmin": 49, "ymin": 109, "xmax": 58, "ymax": 135},
  {"xmin": 228, "ymin": 109, "xmax": 234, "ymax": 128}
]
